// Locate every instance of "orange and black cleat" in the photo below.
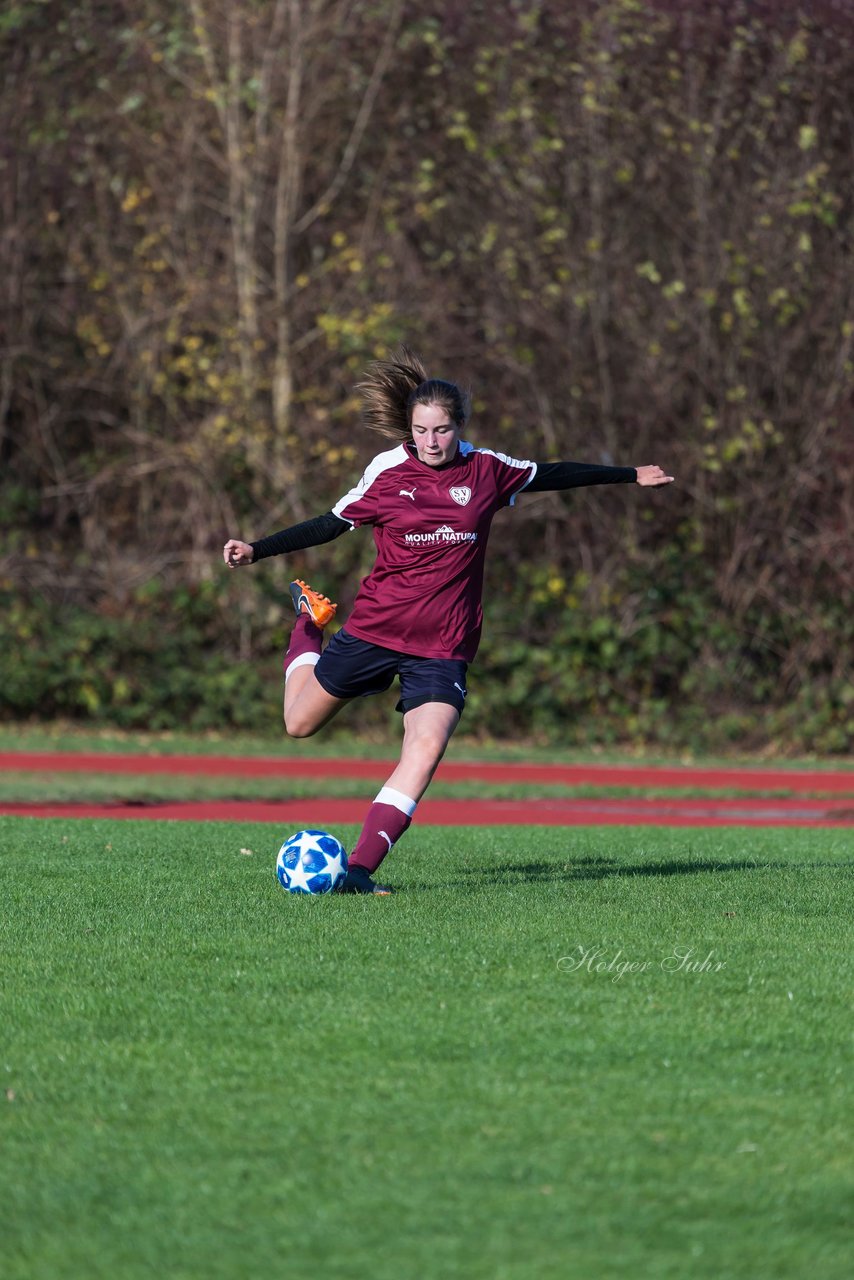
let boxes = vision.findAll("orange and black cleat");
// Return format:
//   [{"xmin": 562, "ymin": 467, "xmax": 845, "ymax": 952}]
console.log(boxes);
[{"xmin": 289, "ymin": 579, "xmax": 337, "ymax": 628}]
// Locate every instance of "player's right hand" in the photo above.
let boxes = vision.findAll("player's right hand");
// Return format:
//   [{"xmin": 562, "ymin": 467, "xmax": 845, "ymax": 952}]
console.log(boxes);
[{"xmin": 223, "ymin": 538, "xmax": 254, "ymax": 567}]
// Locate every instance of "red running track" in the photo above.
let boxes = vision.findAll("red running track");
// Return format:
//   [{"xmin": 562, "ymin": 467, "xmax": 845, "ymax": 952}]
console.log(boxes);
[
  {"xmin": 1, "ymin": 752, "xmax": 852, "ymax": 826},
  {"xmin": 0, "ymin": 751, "xmax": 852, "ymax": 793}
]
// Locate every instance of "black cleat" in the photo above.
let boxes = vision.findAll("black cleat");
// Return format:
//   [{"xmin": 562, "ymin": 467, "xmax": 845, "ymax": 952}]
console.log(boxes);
[{"xmin": 338, "ymin": 866, "xmax": 394, "ymax": 895}]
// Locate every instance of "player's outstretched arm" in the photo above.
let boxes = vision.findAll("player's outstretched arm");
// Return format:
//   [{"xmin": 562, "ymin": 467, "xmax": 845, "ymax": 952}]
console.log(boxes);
[
  {"xmin": 526, "ymin": 460, "xmax": 656, "ymax": 492},
  {"xmin": 223, "ymin": 539, "xmax": 254, "ymax": 567},
  {"xmin": 222, "ymin": 511, "xmax": 350, "ymax": 569},
  {"xmin": 635, "ymin": 464, "xmax": 675, "ymax": 487}
]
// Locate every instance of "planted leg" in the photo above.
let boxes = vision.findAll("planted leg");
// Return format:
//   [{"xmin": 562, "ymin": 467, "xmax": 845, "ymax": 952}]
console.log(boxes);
[{"xmin": 343, "ymin": 701, "xmax": 460, "ymax": 892}]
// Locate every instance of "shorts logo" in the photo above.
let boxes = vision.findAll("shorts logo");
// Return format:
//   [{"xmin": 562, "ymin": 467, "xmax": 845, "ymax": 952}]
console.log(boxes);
[{"xmin": 450, "ymin": 486, "xmax": 471, "ymax": 506}]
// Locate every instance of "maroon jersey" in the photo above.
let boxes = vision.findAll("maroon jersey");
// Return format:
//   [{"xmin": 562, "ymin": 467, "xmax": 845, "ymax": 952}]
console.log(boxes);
[{"xmin": 331, "ymin": 441, "xmax": 536, "ymax": 661}]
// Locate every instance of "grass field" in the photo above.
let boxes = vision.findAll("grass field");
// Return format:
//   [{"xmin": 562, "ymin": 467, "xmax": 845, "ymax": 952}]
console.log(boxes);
[
  {"xmin": 2, "ymin": 815, "xmax": 851, "ymax": 1279},
  {"xmin": 1, "ymin": 721, "xmax": 850, "ymax": 768}
]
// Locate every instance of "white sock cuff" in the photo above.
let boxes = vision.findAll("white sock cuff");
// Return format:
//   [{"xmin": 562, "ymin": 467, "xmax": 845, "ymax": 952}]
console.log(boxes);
[
  {"xmin": 375, "ymin": 786, "xmax": 417, "ymax": 817},
  {"xmin": 285, "ymin": 651, "xmax": 320, "ymax": 680}
]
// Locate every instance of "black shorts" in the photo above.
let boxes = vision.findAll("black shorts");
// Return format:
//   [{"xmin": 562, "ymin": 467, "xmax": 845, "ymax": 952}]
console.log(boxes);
[{"xmin": 313, "ymin": 629, "xmax": 468, "ymax": 715}]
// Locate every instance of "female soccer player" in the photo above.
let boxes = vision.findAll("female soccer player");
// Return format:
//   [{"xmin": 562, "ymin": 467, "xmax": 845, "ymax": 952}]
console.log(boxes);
[{"xmin": 223, "ymin": 349, "xmax": 673, "ymax": 893}]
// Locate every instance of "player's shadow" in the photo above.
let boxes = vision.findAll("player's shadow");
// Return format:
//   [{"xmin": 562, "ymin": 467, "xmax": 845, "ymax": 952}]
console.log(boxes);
[{"xmin": 429, "ymin": 855, "xmax": 851, "ymax": 889}]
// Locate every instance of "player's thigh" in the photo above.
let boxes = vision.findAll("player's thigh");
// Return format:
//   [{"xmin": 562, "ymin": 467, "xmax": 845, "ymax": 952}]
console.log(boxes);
[
  {"xmin": 284, "ymin": 671, "xmax": 348, "ymax": 738},
  {"xmin": 400, "ymin": 700, "xmax": 461, "ymax": 764},
  {"xmin": 384, "ymin": 703, "xmax": 460, "ymax": 801}
]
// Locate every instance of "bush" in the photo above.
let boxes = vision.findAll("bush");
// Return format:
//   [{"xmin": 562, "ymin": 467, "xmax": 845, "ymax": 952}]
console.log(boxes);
[{"xmin": 1, "ymin": 572, "xmax": 850, "ymax": 755}]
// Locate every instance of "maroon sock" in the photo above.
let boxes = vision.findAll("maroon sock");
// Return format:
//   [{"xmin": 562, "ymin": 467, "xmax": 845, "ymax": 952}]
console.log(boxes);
[
  {"xmin": 349, "ymin": 788, "xmax": 418, "ymax": 874},
  {"xmin": 284, "ymin": 615, "xmax": 323, "ymax": 678}
]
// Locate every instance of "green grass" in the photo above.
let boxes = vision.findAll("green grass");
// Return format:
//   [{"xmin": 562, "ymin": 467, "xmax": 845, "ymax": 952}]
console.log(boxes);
[
  {"xmin": 2, "ymin": 770, "xmax": 847, "ymax": 804},
  {"xmin": 1, "ymin": 817, "xmax": 852, "ymax": 1278},
  {"xmin": 1, "ymin": 720, "xmax": 851, "ymax": 768}
]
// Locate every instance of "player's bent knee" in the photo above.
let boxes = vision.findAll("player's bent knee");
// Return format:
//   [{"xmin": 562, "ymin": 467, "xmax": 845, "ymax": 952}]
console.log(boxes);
[
  {"xmin": 285, "ymin": 722, "xmax": 320, "ymax": 740},
  {"xmin": 284, "ymin": 709, "xmax": 322, "ymax": 739}
]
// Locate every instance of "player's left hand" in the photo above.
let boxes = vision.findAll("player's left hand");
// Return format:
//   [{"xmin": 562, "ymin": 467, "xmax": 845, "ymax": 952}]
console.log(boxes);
[
  {"xmin": 635, "ymin": 465, "xmax": 674, "ymax": 486},
  {"xmin": 223, "ymin": 538, "xmax": 254, "ymax": 567}
]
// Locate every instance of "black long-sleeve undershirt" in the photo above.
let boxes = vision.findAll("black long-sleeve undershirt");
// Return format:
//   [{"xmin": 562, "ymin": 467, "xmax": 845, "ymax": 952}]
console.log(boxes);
[
  {"xmin": 249, "ymin": 459, "xmax": 637, "ymax": 561},
  {"xmin": 250, "ymin": 512, "xmax": 348, "ymax": 562},
  {"xmin": 525, "ymin": 460, "xmax": 637, "ymax": 491}
]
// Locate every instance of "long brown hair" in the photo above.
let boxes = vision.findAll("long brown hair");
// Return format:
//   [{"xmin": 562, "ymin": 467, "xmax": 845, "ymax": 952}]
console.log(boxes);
[{"xmin": 357, "ymin": 346, "xmax": 470, "ymax": 441}]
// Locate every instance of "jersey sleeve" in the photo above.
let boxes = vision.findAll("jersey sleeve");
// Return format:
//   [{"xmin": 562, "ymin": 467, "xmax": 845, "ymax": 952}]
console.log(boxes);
[
  {"xmin": 331, "ymin": 444, "xmax": 407, "ymax": 528},
  {"xmin": 476, "ymin": 448, "xmax": 537, "ymax": 507}
]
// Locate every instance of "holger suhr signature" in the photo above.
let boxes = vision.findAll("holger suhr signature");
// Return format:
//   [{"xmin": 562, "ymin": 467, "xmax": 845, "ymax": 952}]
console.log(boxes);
[{"xmin": 557, "ymin": 944, "xmax": 727, "ymax": 982}]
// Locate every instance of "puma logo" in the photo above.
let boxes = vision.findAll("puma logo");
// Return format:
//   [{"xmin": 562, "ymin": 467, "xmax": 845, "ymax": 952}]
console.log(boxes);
[
  {"xmin": 399, "ymin": 487, "xmax": 417, "ymax": 501},
  {"xmin": 454, "ymin": 682, "xmax": 467, "ymax": 698},
  {"xmin": 378, "ymin": 830, "xmax": 394, "ymax": 852}
]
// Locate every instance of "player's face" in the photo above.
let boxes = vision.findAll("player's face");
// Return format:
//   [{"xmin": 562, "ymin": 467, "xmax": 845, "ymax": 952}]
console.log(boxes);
[{"xmin": 411, "ymin": 404, "xmax": 461, "ymax": 466}]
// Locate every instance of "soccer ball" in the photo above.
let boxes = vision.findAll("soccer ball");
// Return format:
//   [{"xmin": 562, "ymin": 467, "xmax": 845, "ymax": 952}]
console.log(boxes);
[{"xmin": 275, "ymin": 829, "xmax": 348, "ymax": 895}]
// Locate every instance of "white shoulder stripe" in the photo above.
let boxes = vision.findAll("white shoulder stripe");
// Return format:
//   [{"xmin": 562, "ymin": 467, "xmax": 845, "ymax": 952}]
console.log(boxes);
[
  {"xmin": 332, "ymin": 444, "xmax": 409, "ymax": 525},
  {"xmin": 472, "ymin": 446, "xmax": 536, "ymax": 474},
  {"xmin": 468, "ymin": 445, "xmax": 537, "ymax": 504}
]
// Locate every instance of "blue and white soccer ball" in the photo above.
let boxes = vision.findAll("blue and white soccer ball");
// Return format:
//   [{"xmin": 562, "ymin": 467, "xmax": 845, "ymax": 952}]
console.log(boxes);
[{"xmin": 275, "ymin": 829, "xmax": 348, "ymax": 895}]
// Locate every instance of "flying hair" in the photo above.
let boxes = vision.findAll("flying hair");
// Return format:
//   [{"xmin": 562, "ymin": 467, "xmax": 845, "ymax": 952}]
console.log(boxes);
[{"xmin": 357, "ymin": 346, "xmax": 470, "ymax": 441}]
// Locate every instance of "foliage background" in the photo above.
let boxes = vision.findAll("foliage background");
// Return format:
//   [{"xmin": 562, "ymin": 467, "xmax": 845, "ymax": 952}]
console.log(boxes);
[{"xmin": 1, "ymin": 0, "xmax": 852, "ymax": 751}]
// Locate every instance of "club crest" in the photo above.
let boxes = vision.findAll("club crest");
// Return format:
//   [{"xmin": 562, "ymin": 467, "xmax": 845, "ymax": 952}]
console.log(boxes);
[{"xmin": 449, "ymin": 485, "xmax": 472, "ymax": 506}]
